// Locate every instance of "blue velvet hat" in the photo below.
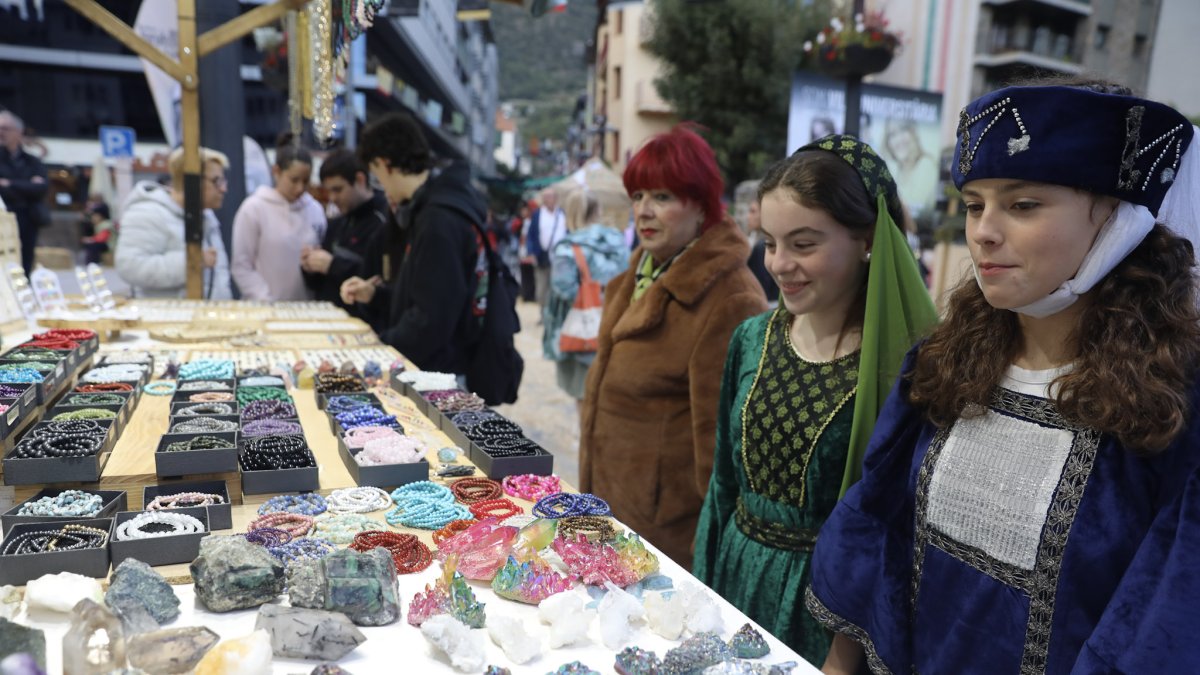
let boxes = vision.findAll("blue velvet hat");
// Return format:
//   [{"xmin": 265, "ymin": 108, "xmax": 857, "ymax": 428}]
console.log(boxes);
[{"xmin": 952, "ymin": 85, "xmax": 1194, "ymax": 216}]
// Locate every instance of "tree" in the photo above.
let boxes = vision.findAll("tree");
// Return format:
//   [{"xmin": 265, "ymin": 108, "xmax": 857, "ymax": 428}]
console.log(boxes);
[{"xmin": 646, "ymin": 0, "xmax": 829, "ymax": 190}]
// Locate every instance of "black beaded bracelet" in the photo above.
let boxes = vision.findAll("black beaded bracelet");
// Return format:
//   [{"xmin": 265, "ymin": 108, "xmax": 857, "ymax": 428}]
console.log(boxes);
[
  {"xmin": 464, "ymin": 417, "xmax": 523, "ymax": 442},
  {"xmin": 27, "ymin": 419, "xmax": 105, "ymax": 438},
  {"xmin": 240, "ymin": 434, "xmax": 314, "ymax": 471},
  {"xmin": 476, "ymin": 435, "xmax": 541, "ymax": 458},
  {"xmin": 0, "ymin": 524, "xmax": 109, "ymax": 555},
  {"xmin": 12, "ymin": 429, "xmax": 106, "ymax": 459},
  {"xmin": 314, "ymin": 373, "xmax": 365, "ymax": 393},
  {"xmin": 64, "ymin": 393, "xmax": 125, "ymax": 406}
]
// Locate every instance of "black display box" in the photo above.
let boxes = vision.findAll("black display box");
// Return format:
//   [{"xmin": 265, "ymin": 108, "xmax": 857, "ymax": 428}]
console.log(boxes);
[
  {"xmin": 0, "ymin": 383, "xmax": 38, "ymax": 445},
  {"xmin": 0, "ymin": 359, "xmax": 72, "ymax": 406},
  {"xmin": 155, "ymin": 431, "xmax": 239, "ymax": 477},
  {"xmin": 239, "ymin": 437, "xmax": 319, "ymax": 495},
  {"xmin": 337, "ymin": 434, "xmax": 428, "ymax": 489},
  {"xmin": 170, "ymin": 400, "xmax": 240, "ymax": 417},
  {"xmin": 1, "ymin": 419, "xmax": 116, "ymax": 485},
  {"xmin": 110, "ymin": 506, "xmax": 210, "ymax": 567},
  {"xmin": 0, "ymin": 488, "xmax": 127, "ymax": 536},
  {"xmin": 167, "ymin": 414, "xmax": 240, "ymax": 435},
  {"xmin": 0, "ymin": 517, "xmax": 113, "ymax": 585},
  {"xmin": 47, "ymin": 402, "xmax": 128, "ymax": 435},
  {"xmin": 141, "ymin": 481, "xmax": 232, "ymax": 531},
  {"xmin": 468, "ymin": 442, "xmax": 555, "ymax": 481}
]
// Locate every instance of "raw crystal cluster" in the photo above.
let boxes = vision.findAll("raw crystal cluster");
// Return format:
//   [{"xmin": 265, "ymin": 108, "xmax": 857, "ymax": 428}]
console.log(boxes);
[
  {"xmin": 614, "ymin": 646, "xmax": 661, "ymax": 675},
  {"xmin": 191, "ymin": 536, "xmax": 285, "ymax": 612},
  {"xmin": 419, "ymin": 615, "xmax": 485, "ymax": 673},
  {"xmin": 127, "ymin": 626, "xmax": 220, "ymax": 674},
  {"xmin": 408, "ymin": 558, "xmax": 486, "ymax": 628},
  {"xmin": 105, "ymin": 559, "xmax": 180, "ymax": 625},
  {"xmin": 435, "ymin": 520, "xmax": 518, "ymax": 581},
  {"xmin": 729, "ymin": 623, "xmax": 770, "ymax": 659},
  {"xmin": 63, "ymin": 599, "xmax": 125, "ymax": 675},
  {"xmin": 596, "ymin": 582, "xmax": 645, "ymax": 649},
  {"xmin": 255, "ymin": 604, "xmax": 365, "ymax": 661},
  {"xmin": 551, "ymin": 532, "xmax": 659, "ymax": 587},
  {"xmin": 491, "ymin": 554, "xmax": 575, "ymax": 605},
  {"xmin": 25, "ymin": 573, "xmax": 102, "ymax": 613},
  {"xmin": 193, "ymin": 630, "xmax": 273, "ymax": 675},
  {"xmin": 289, "ymin": 549, "xmax": 400, "ymax": 627},
  {"xmin": 614, "ymin": 624, "xmax": 784, "ymax": 675},
  {"xmin": 537, "ymin": 592, "xmax": 594, "ymax": 649},
  {"xmin": 485, "ymin": 614, "xmax": 541, "ymax": 664},
  {"xmin": 0, "ymin": 588, "xmax": 20, "ymax": 621},
  {"xmin": 662, "ymin": 633, "xmax": 735, "ymax": 673}
]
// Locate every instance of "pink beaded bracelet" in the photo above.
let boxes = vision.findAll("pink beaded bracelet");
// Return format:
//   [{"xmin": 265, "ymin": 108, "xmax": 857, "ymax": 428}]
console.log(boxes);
[
  {"xmin": 502, "ymin": 474, "xmax": 562, "ymax": 502},
  {"xmin": 247, "ymin": 512, "xmax": 314, "ymax": 538},
  {"xmin": 356, "ymin": 436, "xmax": 426, "ymax": 466},
  {"xmin": 344, "ymin": 425, "xmax": 401, "ymax": 450}
]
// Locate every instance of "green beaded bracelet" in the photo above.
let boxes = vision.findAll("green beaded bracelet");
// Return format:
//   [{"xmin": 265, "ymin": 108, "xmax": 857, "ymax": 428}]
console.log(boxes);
[
  {"xmin": 65, "ymin": 393, "xmax": 125, "ymax": 406},
  {"xmin": 54, "ymin": 408, "xmax": 117, "ymax": 421},
  {"xmin": 143, "ymin": 381, "xmax": 178, "ymax": 396},
  {"xmin": 236, "ymin": 386, "xmax": 293, "ymax": 406},
  {"xmin": 164, "ymin": 435, "xmax": 235, "ymax": 452}
]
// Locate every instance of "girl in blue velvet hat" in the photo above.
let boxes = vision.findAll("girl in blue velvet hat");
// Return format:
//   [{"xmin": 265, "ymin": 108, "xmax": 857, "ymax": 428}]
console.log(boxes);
[{"xmin": 809, "ymin": 78, "xmax": 1200, "ymax": 674}]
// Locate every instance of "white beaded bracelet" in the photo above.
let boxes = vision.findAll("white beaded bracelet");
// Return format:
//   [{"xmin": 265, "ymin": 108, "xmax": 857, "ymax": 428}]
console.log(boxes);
[
  {"xmin": 116, "ymin": 511, "xmax": 205, "ymax": 540},
  {"xmin": 326, "ymin": 486, "xmax": 392, "ymax": 513}
]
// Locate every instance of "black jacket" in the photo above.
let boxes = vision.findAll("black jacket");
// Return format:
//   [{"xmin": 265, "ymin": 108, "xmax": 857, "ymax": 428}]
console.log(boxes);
[
  {"xmin": 0, "ymin": 146, "xmax": 48, "ymax": 228},
  {"xmin": 367, "ymin": 161, "xmax": 487, "ymax": 374},
  {"xmin": 304, "ymin": 190, "xmax": 389, "ymax": 307}
]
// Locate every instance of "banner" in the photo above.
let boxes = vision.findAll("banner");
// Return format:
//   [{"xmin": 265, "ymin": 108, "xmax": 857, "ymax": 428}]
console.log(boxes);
[
  {"xmin": 787, "ymin": 72, "xmax": 943, "ymax": 222},
  {"xmin": 134, "ymin": 0, "xmax": 182, "ymax": 148}
]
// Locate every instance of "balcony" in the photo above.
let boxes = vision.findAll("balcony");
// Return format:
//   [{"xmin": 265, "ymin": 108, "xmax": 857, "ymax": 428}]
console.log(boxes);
[
  {"xmin": 982, "ymin": 0, "xmax": 1091, "ymax": 17},
  {"xmin": 635, "ymin": 80, "xmax": 672, "ymax": 115},
  {"xmin": 978, "ymin": 20, "xmax": 1083, "ymax": 71}
]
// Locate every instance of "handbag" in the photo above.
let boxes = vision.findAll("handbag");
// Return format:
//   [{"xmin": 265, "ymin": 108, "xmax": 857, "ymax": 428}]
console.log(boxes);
[{"xmin": 559, "ymin": 244, "xmax": 603, "ymax": 353}]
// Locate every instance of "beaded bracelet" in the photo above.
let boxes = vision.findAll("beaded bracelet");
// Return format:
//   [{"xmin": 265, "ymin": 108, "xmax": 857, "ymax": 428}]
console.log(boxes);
[
  {"xmin": 424, "ymin": 389, "xmax": 487, "ymax": 413},
  {"xmin": 432, "ymin": 518, "xmax": 477, "ymax": 545},
  {"xmin": 11, "ymin": 430, "xmax": 106, "ymax": 459},
  {"xmin": 82, "ymin": 364, "xmax": 147, "ymax": 384},
  {"xmin": 257, "ymin": 493, "xmax": 327, "ymax": 516},
  {"xmin": 4, "ymin": 347, "xmax": 61, "ymax": 361},
  {"xmin": 163, "ymin": 435, "xmax": 234, "ymax": 453},
  {"xmin": 385, "ymin": 499, "xmax": 471, "ymax": 530},
  {"xmin": 556, "ymin": 516, "xmax": 618, "ymax": 544},
  {"xmin": 502, "ymin": 474, "xmax": 563, "ymax": 502},
  {"xmin": 325, "ymin": 395, "xmax": 374, "ymax": 414},
  {"xmin": 243, "ymin": 527, "xmax": 292, "ymax": 547},
  {"xmin": 37, "ymin": 329, "xmax": 95, "ymax": 341},
  {"xmin": 266, "ymin": 538, "xmax": 336, "ymax": 567},
  {"xmin": 450, "ymin": 477, "xmax": 503, "ymax": 504},
  {"xmin": 349, "ymin": 530, "xmax": 433, "ymax": 574},
  {"xmin": 64, "ymin": 393, "xmax": 125, "ymax": 406},
  {"xmin": 391, "ymin": 481, "xmax": 456, "ymax": 506},
  {"xmin": 170, "ymin": 417, "xmax": 238, "ymax": 434},
  {"xmin": 3, "ymin": 361, "xmax": 54, "ymax": 373},
  {"xmin": 1, "ymin": 524, "xmax": 109, "ymax": 555},
  {"xmin": 24, "ymin": 338, "xmax": 77, "ymax": 350},
  {"xmin": 116, "ymin": 512, "xmax": 205, "ymax": 540},
  {"xmin": 343, "ymin": 425, "xmax": 402, "ymax": 450},
  {"xmin": 54, "ymin": 408, "xmax": 117, "ymax": 421},
  {"xmin": 146, "ymin": 492, "xmax": 226, "ymax": 510},
  {"xmin": 335, "ymin": 406, "xmax": 397, "ymax": 430},
  {"xmin": 189, "ymin": 391, "xmax": 234, "ymax": 402},
  {"xmin": 241, "ymin": 418, "xmax": 304, "ymax": 437},
  {"xmin": 239, "ymin": 376, "xmax": 285, "ymax": 387},
  {"xmin": 76, "ymin": 382, "xmax": 134, "ymax": 393},
  {"xmin": 311, "ymin": 513, "xmax": 386, "ymax": 544},
  {"xmin": 326, "ymin": 486, "xmax": 392, "ymax": 513},
  {"xmin": 468, "ymin": 498, "xmax": 522, "ymax": 521},
  {"xmin": 314, "ymin": 373, "xmax": 365, "ymax": 393},
  {"xmin": 248, "ymin": 511, "xmax": 314, "ymax": 538},
  {"xmin": 463, "ymin": 417, "xmax": 523, "ymax": 441},
  {"xmin": 447, "ymin": 410, "xmax": 502, "ymax": 430},
  {"xmin": 398, "ymin": 371, "xmax": 458, "ymax": 391},
  {"xmin": 237, "ymin": 386, "xmax": 292, "ymax": 407},
  {"xmin": 240, "ymin": 435, "xmax": 314, "ymax": 471},
  {"xmin": 0, "ymin": 383, "xmax": 28, "ymax": 398},
  {"xmin": 356, "ymin": 436, "xmax": 426, "ymax": 466},
  {"xmin": 241, "ymin": 399, "xmax": 298, "ymax": 422},
  {"xmin": 476, "ymin": 435, "xmax": 541, "ymax": 458},
  {"xmin": 178, "ymin": 380, "xmax": 231, "ymax": 391},
  {"xmin": 0, "ymin": 366, "xmax": 43, "ymax": 383},
  {"xmin": 176, "ymin": 402, "xmax": 235, "ymax": 416},
  {"xmin": 532, "ymin": 492, "xmax": 612, "ymax": 519},
  {"xmin": 179, "ymin": 359, "xmax": 235, "ymax": 381},
  {"xmin": 28, "ymin": 419, "xmax": 105, "ymax": 437},
  {"xmin": 142, "ymin": 381, "xmax": 177, "ymax": 396},
  {"xmin": 17, "ymin": 490, "xmax": 103, "ymax": 517}
]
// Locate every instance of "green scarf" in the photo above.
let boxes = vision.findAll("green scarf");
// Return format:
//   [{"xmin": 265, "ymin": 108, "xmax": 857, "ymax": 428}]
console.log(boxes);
[{"xmin": 802, "ymin": 134, "xmax": 939, "ymax": 498}]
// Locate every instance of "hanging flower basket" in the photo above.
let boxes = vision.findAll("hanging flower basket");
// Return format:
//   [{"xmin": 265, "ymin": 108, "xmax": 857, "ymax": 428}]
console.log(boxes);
[
  {"xmin": 803, "ymin": 11, "xmax": 902, "ymax": 79},
  {"xmin": 817, "ymin": 44, "xmax": 895, "ymax": 78}
]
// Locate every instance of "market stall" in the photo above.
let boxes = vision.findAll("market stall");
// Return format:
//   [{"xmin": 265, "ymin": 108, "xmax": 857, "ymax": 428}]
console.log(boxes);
[{"xmin": 0, "ymin": 302, "xmax": 816, "ymax": 675}]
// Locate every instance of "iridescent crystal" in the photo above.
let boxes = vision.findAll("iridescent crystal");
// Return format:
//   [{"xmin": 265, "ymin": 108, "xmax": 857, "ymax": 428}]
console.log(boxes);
[
  {"xmin": 728, "ymin": 623, "xmax": 770, "ymax": 659},
  {"xmin": 661, "ymin": 633, "xmax": 735, "ymax": 674},
  {"xmin": 614, "ymin": 646, "xmax": 661, "ymax": 675},
  {"xmin": 491, "ymin": 555, "xmax": 575, "ymax": 604},
  {"xmin": 547, "ymin": 662, "xmax": 601, "ymax": 675},
  {"xmin": 552, "ymin": 532, "xmax": 659, "ymax": 587},
  {"xmin": 701, "ymin": 660, "xmax": 799, "ymax": 675},
  {"xmin": 435, "ymin": 521, "xmax": 518, "ymax": 580},
  {"xmin": 512, "ymin": 518, "xmax": 557, "ymax": 554},
  {"xmin": 407, "ymin": 558, "xmax": 486, "ymax": 628}
]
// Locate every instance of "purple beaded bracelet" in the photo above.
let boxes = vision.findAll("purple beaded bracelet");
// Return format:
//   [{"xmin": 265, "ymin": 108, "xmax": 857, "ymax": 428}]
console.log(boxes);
[
  {"xmin": 241, "ymin": 399, "xmax": 298, "ymax": 422},
  {"xmin": 241, "ymin": 418, "xmax": 304, "ymax": 437}
]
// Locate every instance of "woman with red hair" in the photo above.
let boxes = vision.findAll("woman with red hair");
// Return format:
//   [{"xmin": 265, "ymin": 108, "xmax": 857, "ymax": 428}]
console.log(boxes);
[{"xmin": 578, "ymin": 125, "xmax": 768, "ymax": 569}]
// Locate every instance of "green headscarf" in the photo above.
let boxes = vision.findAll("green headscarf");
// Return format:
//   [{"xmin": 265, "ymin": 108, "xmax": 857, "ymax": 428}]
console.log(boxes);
[{"xmin": 799, "ymin": 134, "xmax": 939, "ymax": 498}]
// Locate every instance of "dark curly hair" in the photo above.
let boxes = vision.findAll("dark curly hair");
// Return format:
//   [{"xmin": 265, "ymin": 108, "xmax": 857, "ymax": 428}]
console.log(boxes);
[{"xmin": 358, "ymin": 112, "xmax": 433, "ymax": 175}]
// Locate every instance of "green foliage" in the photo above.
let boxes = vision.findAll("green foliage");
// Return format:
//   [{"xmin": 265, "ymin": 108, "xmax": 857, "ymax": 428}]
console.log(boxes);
[{"xmin": 646, "ymin": 0, "xmax": 830, "ymax": 190}]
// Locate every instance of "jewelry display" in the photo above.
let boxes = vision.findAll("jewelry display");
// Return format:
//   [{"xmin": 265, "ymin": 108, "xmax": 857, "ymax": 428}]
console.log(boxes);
[
  {"xmin": 398, "ymin": 371, "xmax": 458, "ymax": 392},
  {"xmin": 310, "ymin": 513, "xmax": 386, "ymax": 544},
  {"xmin": 0, "ymin": 361, "xmax": 54, "ymax": 373},
  {"xmin": 63, "ymin": 393, "xmax": 125, "ymax": 406},
  {"xmin": 189, "ymin": 391, "xmax": 234, "ymax": 402},
  {"xmin": 386, "ymin": 482, "xmax": 470, "ymax": 530},
  {"xmin": 142, "ymin": 381, "xmax": 177, "ymax": 396},
  {"xmin": 247, "ymin": 511, "xmax": 315, "ymax": 538},
  {"xmin": 476, "ymin": 436, "xmax": 543, "ymax": 458},
  {"xmin": 239, "ymin": 376, "xmax": 285, "ymax": 387},
  {"xmin": 468, "ymin": 498, "xmax": 522, "ymax": 522},
  {"xmin": 556, "ymin": 516, "xmax": 618, "ymax": 544},
  {"xmin": 241, "ymin": 419, "xmax": 304, "ymax": 437},
  {"xmin": 314, "ymin": 373, "xmax": 365, "ymax": 394},
  {"xmin": 257, "ymin": 493, "xmax": 327, "ymax": 516},
  {"xmin": 266, "ymin": 537, "xmax": 337, "ymax": 567},
  {"xmin": 463, "ymin": 417, "xmax": 523, "ymax": 441},
  {"xmin": 349, "ymin": 530, "xmax": 433, "ymax": 574},
  {"xmin": 3, "ymin": 347, "xmax": 62, "ymax": 361},
  {"xmin": 335, "ymin": 406, "xmax": 397, "ymax": 430},
  {"xmin": 75, "ymin": 382, "xmax": 133, "ymax": 393},
  {"xmin": 115, "ymin": 512, "xmax": 205, "ymax": 540},
  {"xmin": 243, "ymin": 527, "xmax": 292, "ymax": 548},
  {"xmin": 178, "ymin": 380, "xmax": 232, "ymax": 391},
  {"xmin": 0, "ymin": 383, "xmax": 28, "ymax": 397},
  {"xmin": 178, "ymin": 359, "xmax": 235, "ymax": 381},
  {"xmin": 27, "ymin": 419, "xmax": 105, "ymax": 438},
  {"xmin": 16, "ymin": 490, "xmax": 103, "ymax": 517},
  {"xmin": 424, "ymin": 389, "xmax": 486, "ymax": 414},
  {"xmin": 1, "ymin": 524, "xmax": 109, "ymax": 555},
  {"xmin": 325, "ymin": 394, "xmax": 374, "ymax": 414},
  {"xmin": 343, "ymin": 425, "xmax": 401, "ymax": 450},
  {"xmin": 237, "ymin": 386, "xmax": 293, "ymax": 407},
  {"xmin": 82, "ymin": 363, "xmax": 147, "ymax": 384},
  {"xmin": 240, "ymin": 434, "xmax": 314, "ymax": 470},
  {"xmin": 146, "ymin": 492, "xmax": 226, "ymax": 510},
  {"xmin": 53, "ymin": 408, "xmax": 117, "ymax": 421},
  {"xmin": 0, "ymin": 366, "xmax": 43, "ymax": 383},
  {"xmin": 241, "ymin": 399, "xmax": 298, "ymax": 422},
  {"xmin": 447, "ymin": 410, "xmax": 502, "ymax": 429},
  {"xmin": 432, "ymin": 519, "xmax": 477, "ymax": 545},
  {"xmin": 355, "ymin": 435, "xmax": 426, "ymax": 466},
  {"xmin": 170, "ymin": 417, "xmax": 239, "ymax": 434},
  {"xmin": 450, "ymin": 478, "xmax": 503, "ymax": 505},
  {"xmin": 532, "ymin": 493, "xmax": 612, "ymax": 519},
  {"xmin": 326, "ymin": 486, "xmax": 391, "ymax": 513},
  {"xmin": 175, "ymin": 402, "xmax": 235, "ymax": 416},
  {"xmin": 163, "ymin": 435, "xmax": 235, "ymax": 453},
  {"xmin": 502, "ymin": 474, "xmax": 563, "ymax": 502},
  {"xmin": 11, "ymin": 427, "xmax": 106, "ymax": 459}
]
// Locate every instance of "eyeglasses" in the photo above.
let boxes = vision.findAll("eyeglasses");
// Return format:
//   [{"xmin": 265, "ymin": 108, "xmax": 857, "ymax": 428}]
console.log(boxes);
[{"xmin": 206, "ymin": 176, "xmax": 228, "ymax": 188}]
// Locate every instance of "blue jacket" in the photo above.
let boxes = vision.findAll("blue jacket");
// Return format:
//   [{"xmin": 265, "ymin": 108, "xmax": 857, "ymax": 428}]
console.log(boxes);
[{"xmin": 541, "ymin": 224, "xmax": 629, "ymax": 362}]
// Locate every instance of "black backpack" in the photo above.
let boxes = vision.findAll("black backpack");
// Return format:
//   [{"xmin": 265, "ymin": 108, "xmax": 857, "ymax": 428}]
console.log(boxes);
[{"xmin": 464, "ymin": 220, "xmax": 524, "ymax": 405}]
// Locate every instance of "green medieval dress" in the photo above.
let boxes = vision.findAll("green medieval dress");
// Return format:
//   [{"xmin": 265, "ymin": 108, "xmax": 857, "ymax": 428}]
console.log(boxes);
[{"xmin": 694, "ymin": 307, "xmax": 858, "ymax": 667}]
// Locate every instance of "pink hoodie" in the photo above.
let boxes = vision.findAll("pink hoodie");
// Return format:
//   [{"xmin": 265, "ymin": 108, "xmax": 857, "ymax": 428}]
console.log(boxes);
[{"xmin": 231, "ymin": 185, "xmax": 326, "ymax": 301}]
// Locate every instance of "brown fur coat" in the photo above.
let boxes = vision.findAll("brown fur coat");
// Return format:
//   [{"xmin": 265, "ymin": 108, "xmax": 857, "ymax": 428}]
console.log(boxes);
[{"xmin": 579, "ymin": 217, "xmax": 768, "ymax": 568}]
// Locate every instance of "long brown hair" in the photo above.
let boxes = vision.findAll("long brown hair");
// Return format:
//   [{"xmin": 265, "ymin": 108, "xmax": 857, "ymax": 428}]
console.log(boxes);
[{"xmin": 909, "ymin": 225, "xmax": 1200, "ymax": 453}]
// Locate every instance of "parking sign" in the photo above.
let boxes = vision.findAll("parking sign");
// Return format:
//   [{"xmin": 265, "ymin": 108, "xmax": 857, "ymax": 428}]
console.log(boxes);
[{"xmin": 100, "ymin": 126, "xmax": 136, "ymax": 159}]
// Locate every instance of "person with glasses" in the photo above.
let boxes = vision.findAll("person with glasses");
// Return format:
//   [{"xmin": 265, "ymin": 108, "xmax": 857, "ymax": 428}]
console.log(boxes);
[{"xmin": 115, "ymin": 146, "xmax": 232, "ymax": 299}]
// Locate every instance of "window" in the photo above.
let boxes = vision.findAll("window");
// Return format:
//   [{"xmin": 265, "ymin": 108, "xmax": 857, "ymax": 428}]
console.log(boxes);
[
  {"xmin": 616, "ymin": 9, "xmax": 623, "ymax": 34},
  {"xmin": 613, "ymin": 66, "xmax": 621, "ymax": 100},
  {"xmin": 1094, "ymin": 25, "xmax": 1109, "ymax": 50},
  {"xmin": 612, "ymin": 130, "xmax": 620, "ymax": 164},
  {"xmin": 1134, "ymin": 35, "xmax": 1148, "ymax": 57}
]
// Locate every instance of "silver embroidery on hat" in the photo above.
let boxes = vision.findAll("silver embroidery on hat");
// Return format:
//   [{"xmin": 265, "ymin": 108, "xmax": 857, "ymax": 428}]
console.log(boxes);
[
  {"xmin": 957, "ymin": 98, "xmax": 1031, "ymax": 174},
  {"xmin": 1119, "ymin": 105, "xmax": 1185, "ymax": 192}
]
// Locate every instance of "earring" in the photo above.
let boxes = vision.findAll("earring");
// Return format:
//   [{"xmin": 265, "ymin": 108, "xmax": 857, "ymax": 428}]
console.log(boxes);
[{"xmin": 863, "ymin": 251, "xmax": 872, "ymax": 262}]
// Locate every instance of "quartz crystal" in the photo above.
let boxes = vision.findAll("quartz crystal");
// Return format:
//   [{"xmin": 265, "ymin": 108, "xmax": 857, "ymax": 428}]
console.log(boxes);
[
  {"xmin": 407, "ymin": 558, "xmax": 485, "ymax": 628},
  {"xmin": 596, "ymin": 582, "xmax": 645, "ymax": 649},
  {"xmin": 701, "ymin": 660, "xmax": 798, "ymax": 675},
  {"xmin": 0, "ymin": 588, "xmax": 20, "ymax": 621},
  {"xmin": 678, "ymin": 583, "xmax": 724, "ymax": 635},
  {"xmin": 63, "ymin": 599, "xmax": 125, "ymax": 675},
  {"xmin": 537, "ymin": 592, "xmax": 594, "ymax": 649},
  {"xmin": 126, "ymin": 626, "xmax": 220, "ymax": 674},
  {"xmin": 108, "ymin": 602, "xmax": 158, "ymax": 637},
  {"xmin": 491, "ymin": 554, "xmax": 575, "ymax": 604},
  {"xmin": 190, "ymin": 536, "xmax": 284, "ymax": 612},
  {"xmin": 106, "ymin": 559, "xmax": 180, "ymax": 624},
  {"xmin": 289, "ymin": 549, "xmax": 400, "ymax": 627},
  {"xmin": 485, "ymin": 614, "xmax": 542, "ymax": 664},
  {"xmin": 512, "ymin": 518, "xmax": 557, "ymax": 554},
  {"xmin": 255, "ymin": 604, "xmax": 365, "ymax": 661},
  {"xmin": 551, "ymin": 532, "xmax": 659, "ymax": 587},
  {"xmin": 310, "ymin": 665, "xmax": 353, "ymax": 675},
  {"xmin": 193, "ymin": 630, "xmax": 272, "ymax": 675},
  {"xmin": 0, "ymin": 620, "xmax": 45, "ymax": 670},
  {"xmin": 419, "ymin": 615, "xmax": 485, "ymax": 673},
  {"xmin": 643, "ymin": 591, "xmax": 686, "ymax": 640},
  {"xmin": 728, "ymin": 623, "xmax": 770, "ymax": 659},
  {"xmin": 435, "ymin": 521, "xmax": 518, "ymax": 580},
  {"xmin": 25, "ymin": 573, "xmax": 103, "ymax": 613}
]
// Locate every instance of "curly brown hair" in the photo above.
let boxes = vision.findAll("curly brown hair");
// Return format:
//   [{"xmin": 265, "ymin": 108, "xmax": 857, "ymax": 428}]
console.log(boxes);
[{"xmin": 909, "ymin": 225, "xmax": 1200, "ymax": 453}]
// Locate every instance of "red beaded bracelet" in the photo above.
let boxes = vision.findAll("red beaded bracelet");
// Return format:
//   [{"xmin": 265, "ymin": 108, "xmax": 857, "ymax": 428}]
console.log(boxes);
[
  {"xmin": 75, "ymin": 383, "xmax": 134, "ymax": 393},
  {"xmin": 349, "ymin": 530, "xmax": 432, "ymax": 574},
  {"xmin": 449, "ymin": 477, "xmax": 502, "ymax": 505},
  {"xmin": 432, "ymin": 518, "xmax": 476, "ymax": 545},
  {"xmin": 469, "ymin": 498, "xmax": 522, "ymax": 521}
]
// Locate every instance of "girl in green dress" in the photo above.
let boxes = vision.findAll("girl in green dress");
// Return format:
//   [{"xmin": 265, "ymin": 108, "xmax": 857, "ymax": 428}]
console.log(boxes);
[{"xmin": 693, "ymin": 135, "xmax": 937, "ymax": 665}]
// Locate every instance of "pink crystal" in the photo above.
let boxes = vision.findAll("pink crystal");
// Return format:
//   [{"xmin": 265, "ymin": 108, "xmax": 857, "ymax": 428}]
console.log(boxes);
[
  {"xmin": 407, "ymin": 557, "xmax": 486, "ymax": 627},
  {"xmin": 491, "ymin": 554, "xmax": 575, "ymax": 604},
  {"xmin": 551, "ymin": 532, "xmax": 659, "ymax": 587},
  {"xmin": 436, "ymin": 520, "xmax": 519, "ymax": 581}
]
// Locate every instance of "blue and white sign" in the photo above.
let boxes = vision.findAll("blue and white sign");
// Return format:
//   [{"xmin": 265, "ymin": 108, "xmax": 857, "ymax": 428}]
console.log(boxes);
[{"xmin": 99, "ymin": 126, "xmax": 136, "ymax": 159}]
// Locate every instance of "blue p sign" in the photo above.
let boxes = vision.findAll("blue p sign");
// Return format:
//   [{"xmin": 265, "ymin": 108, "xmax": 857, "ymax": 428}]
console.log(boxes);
[{"xmin": 99, "ymin": 126, "xmax": 136, "ymax": 159}]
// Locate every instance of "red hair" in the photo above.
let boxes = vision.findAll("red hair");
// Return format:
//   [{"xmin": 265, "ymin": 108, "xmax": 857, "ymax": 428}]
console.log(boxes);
[{"xmin": 623, "ymin": 124, "xmax": 725, "ymax": 232}]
